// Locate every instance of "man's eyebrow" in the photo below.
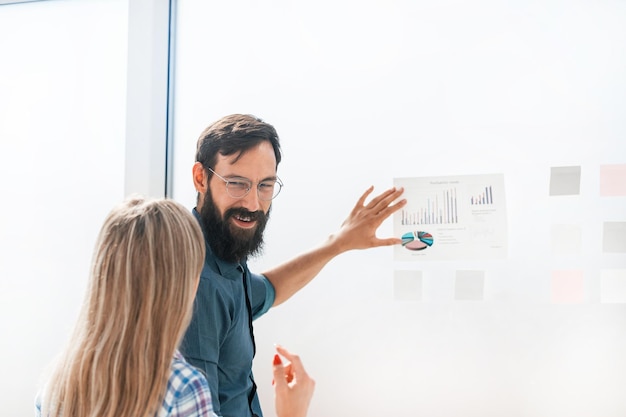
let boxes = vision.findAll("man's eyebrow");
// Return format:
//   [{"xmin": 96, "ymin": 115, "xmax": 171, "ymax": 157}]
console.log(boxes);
[{"xmin": 223, "ymin": 173, "xmax": 277, "ymax": 182}]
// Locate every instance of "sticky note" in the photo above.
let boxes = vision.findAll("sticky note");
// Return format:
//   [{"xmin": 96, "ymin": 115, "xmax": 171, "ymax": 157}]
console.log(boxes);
[
  {"xmin": 603, "ymin": 222, "xmax": 626, "ymax": 253},
  {"xmin": 600, "ymin": 164, "xmax": 626, "ymax": 196},
  {"xmin": 455, "ymin": 270, "xmax": 484, "ymax": 301},
  {"xmin": 600, "ymin": 269, "xmax": 626, "ymax": 303},
  {"xmin": 394, "ymin": 270, "xmax": 422, "ymax": 301},
  {"xmin": 551, "ymin": 224, "xmax": 582, "ymax": 255},
  {"xmin": 549, "ymin": 166, "xmax": 581, "ymax": 196},
  {"xmin": 551, "ymin": 270, "xmax": 584, "ymax": 304}
]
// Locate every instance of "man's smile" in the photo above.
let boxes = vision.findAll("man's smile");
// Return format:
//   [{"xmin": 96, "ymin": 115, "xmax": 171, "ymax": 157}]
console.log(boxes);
[{"xmin": 232, "ymin": 213, "xmax": 257, "ymax": 229}]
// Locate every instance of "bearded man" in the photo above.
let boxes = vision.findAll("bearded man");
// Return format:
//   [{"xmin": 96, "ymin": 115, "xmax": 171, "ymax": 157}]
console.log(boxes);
[{"xmin": 181, "ymin": 114, "xmax": 406, "ymax": 417}]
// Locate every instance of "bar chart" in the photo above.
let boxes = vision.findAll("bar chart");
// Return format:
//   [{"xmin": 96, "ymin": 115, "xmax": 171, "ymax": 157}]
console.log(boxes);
[
  {"xmin": 400, "ymin": 187, "xmax": 458, "ymax": 225},
  {"xmin": 470, "ymin": 185, "xmax": 494, "ymax": 205}
]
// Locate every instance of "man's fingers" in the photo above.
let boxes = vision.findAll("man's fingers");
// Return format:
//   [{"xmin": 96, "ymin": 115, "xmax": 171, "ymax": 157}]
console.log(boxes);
[
  {"xmin": 370, "ymin": 187, "xmax": 405, "ymax": 212},
  {"xmin": 355, "ymin": 185, "xmax": 375, "ymax": 208}
]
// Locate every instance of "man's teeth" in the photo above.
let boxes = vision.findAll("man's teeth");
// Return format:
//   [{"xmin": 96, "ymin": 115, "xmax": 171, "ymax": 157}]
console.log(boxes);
[{"xmin": 235, "ymin": 214, "xmax": 252, "ymax": 222}]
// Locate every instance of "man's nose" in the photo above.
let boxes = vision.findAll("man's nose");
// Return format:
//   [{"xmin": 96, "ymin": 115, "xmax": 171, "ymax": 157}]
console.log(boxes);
[{"xmin": 239, "ymin": 187, "xmax": 261, "ymax": 212}]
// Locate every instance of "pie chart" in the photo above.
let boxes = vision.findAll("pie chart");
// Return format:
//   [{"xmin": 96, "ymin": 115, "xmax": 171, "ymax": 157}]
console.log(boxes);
[{"xmin": 401, "ymin": 231, "xmax": 434, "ymax": 251}]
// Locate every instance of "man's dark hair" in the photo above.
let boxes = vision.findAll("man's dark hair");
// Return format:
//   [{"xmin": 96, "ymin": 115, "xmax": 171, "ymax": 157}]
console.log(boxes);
[{"xmin": 195, "ymin": 114, "xmax": 282, "ymax": 172}]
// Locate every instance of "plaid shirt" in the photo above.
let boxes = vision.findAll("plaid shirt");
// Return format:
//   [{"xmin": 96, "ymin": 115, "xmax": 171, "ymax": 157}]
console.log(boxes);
[
  {"xmin": 157, "ymin": 350, "xmax": 216, "ymax": 417},
  {"xmin": 35, "ymin": 351, "xmax": 216, "ymax": 417}
]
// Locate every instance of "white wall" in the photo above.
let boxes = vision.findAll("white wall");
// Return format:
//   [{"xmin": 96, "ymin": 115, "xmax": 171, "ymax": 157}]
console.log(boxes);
[
  {"xmin": 3, "ymin": 1, "xmax": 623, "ymax": 416},
  {"xmin": 0, "ymin": 0, "xmax": 177, "ymax": 413},
  {"xmin": 171, "ymin": 1, "xmax": 626, "ymax": 416},
  {"xmin": 0, "ymin": 1, "xmax": 128, "ymax": 415}
]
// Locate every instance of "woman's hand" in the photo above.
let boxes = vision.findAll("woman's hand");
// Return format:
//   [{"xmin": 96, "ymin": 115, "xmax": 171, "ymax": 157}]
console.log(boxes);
[{"xmin": 272, "ymin": 345, "xmax": 315, "ymax": 417}]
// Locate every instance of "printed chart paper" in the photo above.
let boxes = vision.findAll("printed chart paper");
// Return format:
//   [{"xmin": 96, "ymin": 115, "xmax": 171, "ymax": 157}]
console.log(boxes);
[{"xmin": 394, "ymin": 173, "xmax": 508, "ymax": 261}]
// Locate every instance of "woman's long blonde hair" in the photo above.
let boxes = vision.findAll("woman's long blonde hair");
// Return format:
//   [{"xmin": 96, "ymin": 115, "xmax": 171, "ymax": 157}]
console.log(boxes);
[{"xmin": 41, "ymin": 196, "xmax": 205, "ymax": 417}]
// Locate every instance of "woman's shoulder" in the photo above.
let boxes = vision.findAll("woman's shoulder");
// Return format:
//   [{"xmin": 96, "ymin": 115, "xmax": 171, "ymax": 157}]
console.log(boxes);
[
  {"xmin": 171, "ymin": 350, "xmax": 208, "ymax": 383},
  {"xmin": 158, "ymin": 351, "xmax": 214, "ymax": 416}
]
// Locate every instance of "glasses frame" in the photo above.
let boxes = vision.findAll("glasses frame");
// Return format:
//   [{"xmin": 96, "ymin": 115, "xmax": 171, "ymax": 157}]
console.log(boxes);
[{"xmin": 206, "ymin": 166, "xmax": 283, "ymax": 201}]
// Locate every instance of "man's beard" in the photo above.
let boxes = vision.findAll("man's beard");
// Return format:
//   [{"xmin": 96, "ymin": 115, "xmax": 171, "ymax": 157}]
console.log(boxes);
[{"xmin": 199, "ymin": 191, "xmax": 269, "ymax": 263}]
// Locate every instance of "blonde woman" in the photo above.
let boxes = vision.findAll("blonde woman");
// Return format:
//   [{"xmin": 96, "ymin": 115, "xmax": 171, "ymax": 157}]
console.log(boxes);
[
  {"xmin": 35, "ymin": 197, "xmax": 210, "ymax": 417},
  {"xmin": 35, "ymin": 197, "xmax": 314, "ymax": 417}
]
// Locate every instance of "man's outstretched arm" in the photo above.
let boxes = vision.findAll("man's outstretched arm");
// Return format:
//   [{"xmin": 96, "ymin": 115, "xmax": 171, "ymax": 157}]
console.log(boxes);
[{"xmin": 263, "ymin": 186, "xmax": 406, "ymax": 306}]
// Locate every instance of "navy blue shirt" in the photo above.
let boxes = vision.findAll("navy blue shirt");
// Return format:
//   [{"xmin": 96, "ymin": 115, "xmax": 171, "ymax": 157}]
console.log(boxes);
[{"xmin": 180, "ymin": 209, "xmax": 275, "ymax": 417}]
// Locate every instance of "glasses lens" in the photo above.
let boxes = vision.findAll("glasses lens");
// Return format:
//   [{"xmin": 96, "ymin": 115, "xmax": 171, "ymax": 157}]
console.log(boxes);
[
  {"xmin": 258, "ymin": 180, "xmax": 282, "ymax": 201},
  {"xmin": 226, "ymin": 180, "xmax": 251, "ymax": 198}
]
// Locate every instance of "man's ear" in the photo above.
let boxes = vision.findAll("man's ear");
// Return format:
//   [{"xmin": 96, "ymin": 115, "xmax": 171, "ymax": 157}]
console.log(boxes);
[{"xmin": 192, "ymin": 162, "xmax": 208, "ymax": 194}]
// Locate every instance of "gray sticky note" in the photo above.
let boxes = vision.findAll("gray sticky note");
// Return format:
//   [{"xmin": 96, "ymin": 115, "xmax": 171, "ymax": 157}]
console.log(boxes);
[
  {"xmin": 455, "ymin": 270, "xmax": 485, "ymax": 301},
  {"xmin": 550, "ymin": 166, "xmax": 581, "ymax": 196},
  {"xmin": 603, "ymin": 222, "xmax": 626, "ymax": 253},
  {"xmin": 394, "ymin": 270, "xmax": 422, "ymax": 301}
]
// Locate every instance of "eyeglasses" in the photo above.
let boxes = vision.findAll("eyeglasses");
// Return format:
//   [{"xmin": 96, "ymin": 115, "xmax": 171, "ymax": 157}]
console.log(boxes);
[{"xmin": 206, "ymin": 167, "xmax": 283, "ymax": 201}]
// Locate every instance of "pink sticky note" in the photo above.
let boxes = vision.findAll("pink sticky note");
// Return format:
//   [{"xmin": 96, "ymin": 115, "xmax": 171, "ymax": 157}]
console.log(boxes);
[
  {"xmin": 600, "ymin": 164, "xmax": 626, "ymax": 196},
  {"xmin": 551, "ymin": 270, "xmax": 584, "ymax": 304}
]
